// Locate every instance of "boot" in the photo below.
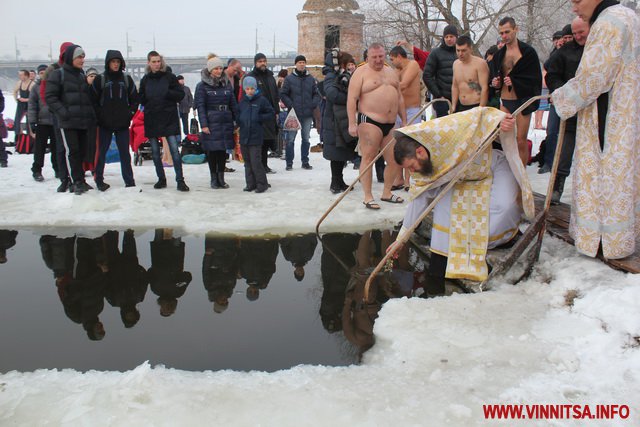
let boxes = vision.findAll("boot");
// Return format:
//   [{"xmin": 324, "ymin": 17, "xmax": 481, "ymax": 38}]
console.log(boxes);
[
  {"xmin": 551, "ymin": 175, "xmax": 566, "ymax": 205},
  {"xmin": 32, "ymin": 171, "xmax": 44, "ymax": 182},
  {"xmin": 153, "ymin": 178, "xmax": 167, "ymax": 189},
  {"xmin": 177, "ymin": 179, "xmax": 190, "ymax": 192},
  {"xmin": 57, "ymin": 179, "xmax": 70, "ymax": 193},
  {"xmin": 339, "ymin": 177, "xmax": 349, "ymax": 192},
  {"xmin": 217, "ymin": 172, "xmax": 229, "ymax": 189},
  {"xmin": 210, "ymin": 174, "xmax": 220, "ymax": 189},
  {"xmin": 330, "ymin": 176, "xmax": 343, "ymax": 194}
]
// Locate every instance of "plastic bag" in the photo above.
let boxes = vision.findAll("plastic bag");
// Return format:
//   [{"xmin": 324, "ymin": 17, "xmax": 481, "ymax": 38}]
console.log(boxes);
[
  {"xmin": 105, "ymin": 138, "xmax": 120, "ymax": 164},
  {"xmin": 283, "ymin": 108, "xmax": 301, "ymax": 131},
  {"xmin": 161, "ymin": 137, "xmax": 173, "ymax": 167}
]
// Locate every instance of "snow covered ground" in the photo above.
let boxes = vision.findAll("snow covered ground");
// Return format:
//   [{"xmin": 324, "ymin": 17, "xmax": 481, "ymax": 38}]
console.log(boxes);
[{"xmin": 1, "ymin": 94, "xmax": 638, "ymax": 426}]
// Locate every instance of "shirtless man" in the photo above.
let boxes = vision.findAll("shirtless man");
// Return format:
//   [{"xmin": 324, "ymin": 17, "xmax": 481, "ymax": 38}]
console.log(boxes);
[
  {"xmin": 490, "ymin": 17, "xmax": 542, "ymax": 165},
  {"xmin": 451, "ymin": 36, "xmax": 489, "ymax": 112},
  {"xmin": 390, "ymin": 45, "xmax": 422, "ymax": 190},
  {"xmin": 348, "ymin": 43, "xmax": 407, "ymax": 210}
]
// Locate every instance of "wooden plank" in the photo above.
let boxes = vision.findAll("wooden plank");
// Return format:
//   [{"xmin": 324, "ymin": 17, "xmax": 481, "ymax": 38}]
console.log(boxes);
[{"xmin": 533, "ymin": 192, "xmax": 640, "ymax": 274}]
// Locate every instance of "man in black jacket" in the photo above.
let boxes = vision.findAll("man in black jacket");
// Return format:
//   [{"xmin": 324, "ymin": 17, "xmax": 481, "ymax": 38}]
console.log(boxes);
[
  {"xmin": 246, "ymin": 53, "xmax": 279, "ymax": 174},
  {"xmin": 280, "ymin": 55, "xmax": 320, "ymax": 170},
  {"xmin": 490, "ymin": 17, "xmax": 542, "ymax": 165},
  {"xmin": 545, "ymin": 17, "xmax": 590, "ymax": 204},
  {"xmin": 139, "ymin": 51, "xmax": 189, "ymax": 191},
  {"xmin": 91, "ymin": 50, "xmax": 138, "ymax": 191},
  {"xmin": 45, "ymin": 44, "xmax": 97, "ymax": 195},
  {"xmin": 423, "ymin": 25, "xmax": 458, "ymax": 118}
]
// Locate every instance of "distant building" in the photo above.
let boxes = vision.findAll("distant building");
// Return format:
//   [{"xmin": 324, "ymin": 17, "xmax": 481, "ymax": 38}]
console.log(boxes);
[{"xmin": 297, "ymin": 0, "xmax": 365, "ymax": 65}]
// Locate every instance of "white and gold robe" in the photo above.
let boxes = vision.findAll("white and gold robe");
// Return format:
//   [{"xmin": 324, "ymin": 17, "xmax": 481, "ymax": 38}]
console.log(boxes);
[
  {"xmin": 552, "ymin": 4, "xmax": 640, "ymax": 259},
  {"xmin": 396, "ymin": 107, "xmax": 533, "ymax": 281}
]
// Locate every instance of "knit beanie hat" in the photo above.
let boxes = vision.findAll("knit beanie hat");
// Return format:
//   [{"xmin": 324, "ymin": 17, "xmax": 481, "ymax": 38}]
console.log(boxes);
[
  {"xmin": 207, "ymin": 54, "xmax": 224, "ymax": 72},
  {"xmin": 562, "ymin": 24, "xmax": 573, "ymax": 36},
  {"xmin": 294, "ymin": 55, "xmax": 307, "ymax": 64},
  {"xmin": 443, "ymin": 24, "xmax": 458, "ymax": 37},
  {"xmin": 552, "ymin": 31, "xmax": 563, "ymax": 40},
  {"xmin": 86, "ymin": 67, "xmax": 98, "ymax": 76},
  {"xmin": 243, "ymin": 76, "xmax": 257, "ymax": 90},
  {"xmin": 254, "ymin": 52, "xmax": 267, "ymax": 64},
  {"xmin": 72, "ymin": 47, "xmax": 85, "ymax": 60}
]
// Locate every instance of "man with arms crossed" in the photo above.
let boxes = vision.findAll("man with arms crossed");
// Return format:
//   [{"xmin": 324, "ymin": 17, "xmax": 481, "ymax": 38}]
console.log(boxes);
[
  {"xmin": 490, "ymin": 17, "xmax": 542, "ymax": 165},
  {"xmin": 348, "ymin": 43, "xmax": 407, "ymax": 210},
  {"xmin": 451, "ymin": 36, "xmax": 489, "ymax": 112}
]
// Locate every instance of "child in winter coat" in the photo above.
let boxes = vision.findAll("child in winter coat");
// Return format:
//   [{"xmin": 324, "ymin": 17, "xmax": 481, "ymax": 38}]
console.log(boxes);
[{"xmin": 237, "ymin": 76, "xmax": 274, "ymax": 193}]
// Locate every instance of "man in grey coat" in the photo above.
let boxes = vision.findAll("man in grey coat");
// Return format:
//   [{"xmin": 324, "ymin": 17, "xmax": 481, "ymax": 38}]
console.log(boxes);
[{"xmin": 28, "ymin": 64, "xmax": 59, "ymax": 182}]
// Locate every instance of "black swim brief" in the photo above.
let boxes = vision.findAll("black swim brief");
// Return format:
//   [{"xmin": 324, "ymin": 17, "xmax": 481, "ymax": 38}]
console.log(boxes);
[
  {"xmin": 455, "ymin": 102, "xmax": 480, "ymax": 113},
  {"xmin": 357, "ymin": 113, "xmax": 395, "ymax": 137},
  {"xmin": 501, "ymin": 98, "xmax": 527, "ymax": 114}
]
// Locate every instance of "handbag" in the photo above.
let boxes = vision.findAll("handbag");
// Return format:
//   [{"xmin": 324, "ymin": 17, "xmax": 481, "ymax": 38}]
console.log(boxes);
[
  {"xmin": 0, "ymin": 114, "xmax": 7, "ymax": 139},
  {"xmin": 189, "ymin": 118, "xmax": 200, "ymax": 135}
]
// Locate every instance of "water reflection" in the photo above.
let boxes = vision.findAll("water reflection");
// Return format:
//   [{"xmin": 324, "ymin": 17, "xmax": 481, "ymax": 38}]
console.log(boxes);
[
  {"xmin": 1, "ymin": 227, "xmax": 445, "ymax": 372},
  {"xmin": 0, "ymin": 229, "xmax": 18, "ymax": 264},
  {"xmin": 203, "ymin": 235, "xmax": 239, "ymax": 313},
  {"xmin": 149, "ymin": 229, "xmax": 192, "ymax": 317}
]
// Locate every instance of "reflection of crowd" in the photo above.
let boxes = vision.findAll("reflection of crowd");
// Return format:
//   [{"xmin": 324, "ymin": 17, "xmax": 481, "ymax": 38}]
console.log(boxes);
[{"xmin": 3, "ymin": 228, "xmax": 441, "ymax": 355}]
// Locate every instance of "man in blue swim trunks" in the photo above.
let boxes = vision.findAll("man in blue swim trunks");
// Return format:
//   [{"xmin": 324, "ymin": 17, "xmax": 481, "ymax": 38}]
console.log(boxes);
[{"xmin": 348, "ymin": 42, "xmax": 407, "ymax": 210}]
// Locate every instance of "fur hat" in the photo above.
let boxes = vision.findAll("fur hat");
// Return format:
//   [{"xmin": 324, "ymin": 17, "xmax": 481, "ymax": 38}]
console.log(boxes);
[
  {"xmin": 443, "ymin": 24, "xmax": 458, "ymax": 37},
  {"xmin": 207, "ymin": 54, "xmax": 224, "ymax": 72}
]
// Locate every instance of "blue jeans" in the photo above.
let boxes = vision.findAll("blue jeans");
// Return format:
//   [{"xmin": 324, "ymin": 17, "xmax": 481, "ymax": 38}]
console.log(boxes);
[
  {"xmin": 150, "ymin": 135, "xmax": 183, "ymax": 182},
  {"xmin": 544, "ymin": 105, "xmax": 560, "ymax": 168},
  {"xmin": 285, "ymin": 116, "xmax": 312, "ymax": 167}
]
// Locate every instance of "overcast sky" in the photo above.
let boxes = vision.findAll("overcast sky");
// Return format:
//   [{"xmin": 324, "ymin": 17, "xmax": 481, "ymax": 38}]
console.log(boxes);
[{"xmin": 2, "ymin": 0, "xmax": 307, "ymax": 61}]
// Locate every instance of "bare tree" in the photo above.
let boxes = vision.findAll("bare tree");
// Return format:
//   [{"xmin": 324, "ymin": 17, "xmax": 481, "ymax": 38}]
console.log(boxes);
[{"xmin": 360, "ymin": 0, "xmax": 573, "ymax": 58}]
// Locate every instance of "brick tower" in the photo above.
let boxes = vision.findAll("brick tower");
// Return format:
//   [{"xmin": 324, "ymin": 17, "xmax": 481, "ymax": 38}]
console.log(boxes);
[{"xmin": 297, "ymin": 0, "xmax": 365, "ymax": 65}]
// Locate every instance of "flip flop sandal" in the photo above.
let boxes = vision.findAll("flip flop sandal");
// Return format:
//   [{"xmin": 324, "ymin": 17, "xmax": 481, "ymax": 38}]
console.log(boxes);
[
  {"xmin": 390, "ymin": 184, "xmax": 404, "ymax": 191},
  {"xmin": 363, "ymin": 200, "xmax": 381, "ymax": 210},
  {"xmin": 380, "ymin": 194, "xmax": 404, "ymax": 204}
]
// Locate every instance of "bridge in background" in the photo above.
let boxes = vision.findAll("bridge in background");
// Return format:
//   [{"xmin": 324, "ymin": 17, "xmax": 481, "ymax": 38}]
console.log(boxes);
[{"xmin": 0, "ymin": 56, "xmax": 297, "ymax": 82}]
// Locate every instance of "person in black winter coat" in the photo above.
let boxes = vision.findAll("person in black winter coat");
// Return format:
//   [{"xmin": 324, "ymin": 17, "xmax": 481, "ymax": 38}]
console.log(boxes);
[
  {"xmin": 45, "ymin": 44, "xmax": 97, "ymax": 195},
  {"xmin": 28, "ymin": 64, "xmax": 59, "ymax": 182},
  {"xmin": 279, "ymin": 55, "xmax": 320, "ymax": 170},
  {"xmin": 245, "ymin": 53, "xmax": 279, "ymax": 173},
  {"xmin": 423, "ymin": 25, "xmax": 458, "ymax": 117},
  {"xmin": 322, "ymin": 50, "xmax": 357, "ymax": 193},
  {"xmin": 237, "ymin": 76, "xmax": 274, "ymax": 193},
  {"xmin": 194, "ymin": 55, "xmax": 238, "ymax": 189},
  {"xmin": 91, "ymin": 50, "xmax": 139, "ymax": 191},
  {"xmin": 0, "ymin": 91, "xmax": 7, "ymax": 167},
  {"xmin": 177, "ymin": 75, "xmax": 193, "ymax": 136},
  {"xmin": 139, "ymin": 51, "xmax": 189, "ymax": 192}
]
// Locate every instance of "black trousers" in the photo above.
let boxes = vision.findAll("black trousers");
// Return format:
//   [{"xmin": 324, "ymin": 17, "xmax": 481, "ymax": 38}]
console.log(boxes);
[
  {"xmin": 58, "ymin": 128, "xmax": 88, "ymax": 184},
  {"xmin": 557, "ymin": 130, "xmax": 576, "ymax": 178},
  {"xmin": 206, "ymin": 150, "xmax": 226, "ymax": 175},
  {"xmin": 32, "ymin": 124, "xmax": 59, "ymax": 175},
  {"xmin": 241, "ymin": 144, "xmax": 268, "ymax": 191}
]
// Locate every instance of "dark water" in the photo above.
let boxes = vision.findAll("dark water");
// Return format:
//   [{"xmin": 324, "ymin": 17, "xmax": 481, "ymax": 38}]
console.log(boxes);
[{"xmin": 0, "ymin": 228, "xmax": 430, "ymax": 373}]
